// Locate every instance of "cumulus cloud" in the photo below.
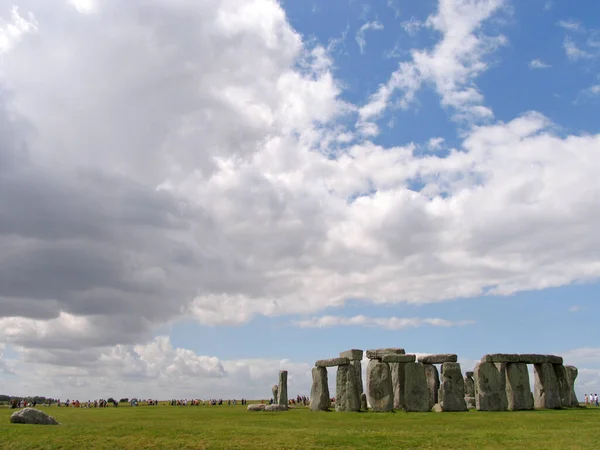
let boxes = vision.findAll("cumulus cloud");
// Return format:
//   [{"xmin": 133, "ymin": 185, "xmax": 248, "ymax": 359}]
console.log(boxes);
[
  {"xmin": 355, "ymin": 20, "xmax": 384, "ymax": 54},
  {"xmin": 529, "ymin": 58, "xmax": 551, "ymax": 69},
  {"xmin": 292, "ymin": 315, "xmax": 475, "ymax": 329}
]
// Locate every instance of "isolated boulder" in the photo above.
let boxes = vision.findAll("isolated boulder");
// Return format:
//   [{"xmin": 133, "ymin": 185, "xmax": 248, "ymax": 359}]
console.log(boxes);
[
  {"xmin": 247, "ymin": 404, "xmax": 266, "ymax": 412},
  {"xmin": 10, "ymin": 408, "xmax": 59, "ymax": 425},
  {"xmin": 264, "ymin": 404, "xmax": 288, "ymax": 412}
]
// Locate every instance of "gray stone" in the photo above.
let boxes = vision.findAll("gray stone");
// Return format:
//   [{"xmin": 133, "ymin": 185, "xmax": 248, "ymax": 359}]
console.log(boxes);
[
  {"xmin": 366, "ymin": 348, "xmax": 405, "ymax": 360},
  {"xmin": 474, "ymin": 362, "xmax": 508, "ymax": 411},
  {"xmin": 533, "ymin": 363, "xmax": 562, "ymax": 409},
  {"xmin": 272, "ymin": 384, "xmax": 279, "ymax": 404},
  {"xmin": 360, "ymin": 393, "xmax": 368, "ymax": 411},
  {"xmin": 465, "ymin": 371, "xmax": 474, "ymax": 378},
  {"xmin": 247, "ymin": 404, "xmax": 266, "ymax": 411},
  {"xmin": 418, "ymin": 354, "xmax": 457, "ymax": 364},
  {"xmin": 366, "ymin": 359, "xmax": 394, "ymax": 412},
  {"xmin": 505, "ymin": 362, "xmax": 534, "ymax": 411},
  {"xmin": 309, "ymin": 367, "xmax": 331, "ymax": 411},
  {"xmin": 464, "ymin": 375, "xmax": 475, "ymax": 398},
  {"xmin": 9, "ymin": 408, "xmax": 59, "ymax": 425},
  {"xmin": 432, "ymin": 403, "xmax": 443, "ymax": 413},
  {"xmin": 565, "ymin": 365, "xmax": 580, "ymax": 407},
  {"xmin": 465, "ymin": 396, "xmax": 476, "ymax": 409},
  {"xmin": 389, "ymin": 361, "xmax": 406, "ymax": 410},
  {"xmin": 340, "ymin": 349, "xmax": 364, "ymax": 361},
  {"xmin": 518, "ymin": 354, "xmax": 550, "ymax": 364},
  {"xmin": 350, "ymin": 360, "xmax": 364, "ymax": 400},
  {"xmin": 278, "ymin": 370, "xmax": 288, "ymax": 406},
  {"xmin": 382, "ymin": 354, "xmax": 416, "ymax": 363},
  {"xmin": 553, "ymin": 364, "xmax": 570, "ymax": 408},
  {"xmin": 265, "ymin": 404, "xmax": 288, "ymax": 412},
  {"xmin": 481, "ymin": 354, "xmax": 520, "ymax": 363},
  {"xmin": 335, "ymin": 364, "xmax": 360, "ymax": 412},
  {"xmin": 404, "ymin": 362, "xmax": 431, "ymax": 412},
  {"xmin": 315, "ymin": 357, "xmax": 350, "ymax": 367},
  {"xmin": 424, "ymin": 364, "xmax": 440, "ymax": 409},
  {"xmin": 548, "ymin": 355, "xmax": 564, "ymax": 365},
  {"xmin": 439, "ymin": 362, "xmax": 467, "ymax": 412}
]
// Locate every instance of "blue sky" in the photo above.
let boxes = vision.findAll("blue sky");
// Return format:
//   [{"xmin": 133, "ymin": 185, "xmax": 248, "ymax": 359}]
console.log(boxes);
[{"xmin": 0, "ymin": 0, "xmax": 599, "ymax": 400}]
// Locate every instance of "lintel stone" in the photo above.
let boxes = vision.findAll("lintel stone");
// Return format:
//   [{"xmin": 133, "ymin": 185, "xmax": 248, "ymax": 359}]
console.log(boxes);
[
  {"xmin": 366, "ymin": 348, "xmax": 405, "ymax": 360},
  {"xmin": 418, "ymin": 354, "xmax": 457, "ymax": 364},
  {"xmin": 339, "ymin": 349, "xmax": 364, "ymax": 361},
  {"xmin": 465, "ymin": 371, "xmax": 474, "ymax": 378},
  {"xmin": 315, "ymin": 357, "xmax": 350, "ymax": 367},
  {"xmin": 382, "ymin": 354, "xmax": 416, "ymax": 363},
  {"xmin": 481, "ymin": 354, "xmax": 520, "ymax": 363},
  {"xmin": 519, "ymin": 354, "xmax": 550, "ymax": 364}
]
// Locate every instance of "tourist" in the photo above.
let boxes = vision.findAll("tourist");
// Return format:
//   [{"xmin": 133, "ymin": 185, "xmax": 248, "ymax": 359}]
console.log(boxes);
[
  {"xmin": 584, "ymin": 393, "xmax": 588, "ymax": 406},
  {"xmin": 595, "ymin": 393, "xmax": 599, "ymax": 407}
]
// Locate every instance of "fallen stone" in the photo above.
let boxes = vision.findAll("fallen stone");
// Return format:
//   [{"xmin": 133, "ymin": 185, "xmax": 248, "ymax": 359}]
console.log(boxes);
[
  {"xmin": 278, "ymin": 370, "xmax": 288, "ymax": 406},
  {"xmin": 309, "ymin": 367, "xmax": 331, "ymax": 411},
  {"xmin": 366, "ymin": 359, "xmax": 394, "ymax": 412},
  {"xmin": 518, "ymin": 354, "xmax": 550, "ymax": 364},
  {"xmin": 533, "ymin": 363, "xmax": 562, "ymax": 409},
  {"xmin": 272, "ymin": 384, "xmax": 279, "ymax": 404},
  {"xmin": 389, "ymin": 361, "xmax": 406, "ymax": 410},
  {"xmin": 404, "ymin": 362, "xmax": 430, "ymax": 412},
  {"xmin": 265, "ymin": 404, "xmax": 288, "ymax": 412},
  {"xmin": 360, "ymin": 393, "xmax": 368, "ymax": 411},
  {"xmin": 465, "ymin": 371, "xmax": 474, "ymax": 378},
  {"xmin": 553, "ymin": 364, "xmax": 570, "ymax": 408},
  {"xmin": 432, "ymin": 403, "xmax": 443, "ymax": 413},
  {"xmin": 439, "ymin": 362, "xmax": 468, "ymax": 412},
  {"xmin": 424, "ymin": 364, "xmax": 439, "ymax": 409},
  {"xmin": 481, "ymin": 354, "xmax": 520, "ymax": 363},
  {"xmin": 366, "ymin": 348, "xmax": 405, "ymax": 360},
  {"xmin": 340, "ymin": 349, "xmax": 364, "ymax": 361},
  {"xmin": 315, "ymin": 357, "xmax": 350, "ymax": 367},
  {"xmin": 464, "ymin": 375, "xmax": 475, "ymax": 398},
  {"xmin": 505, "ymin": 362, "xmax": 534, "ymax": 411},
  {"xmin": 336, "ymin": 364, "xmax": 360, "ymax": 412},
  {"xmin": 474, "ymin": 362, "xmax": 508, "ymax": 411},
  {"xmin": 382, "ymin": 354, "xmax": 416, "ymax": 363},
  {"xmin": 565, "ymin": 365, "xmax": 580, "ymax": 407},
  {"xmin": 418, "ymin": 354, "xmax": 457, "ymax": 364},
  {"xmin": 9, "ymin": 408, "xmax": 59, "ymax": 425},
  {"xmin": 247, "ymin": 404, "xmax": 266, "ymax": 412}
]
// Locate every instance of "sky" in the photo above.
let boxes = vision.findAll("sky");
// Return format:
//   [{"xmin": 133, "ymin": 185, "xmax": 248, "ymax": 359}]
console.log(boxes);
[{"xmin": 0, "ymin": 0, "xmax": 599, "ymax": 402}]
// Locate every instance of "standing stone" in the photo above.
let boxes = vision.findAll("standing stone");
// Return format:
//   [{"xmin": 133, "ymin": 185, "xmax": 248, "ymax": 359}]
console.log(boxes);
[
  {"xmin": 336, "ymin": 364, "xmax": 360, "ymax": 412},
  {"xmin": 464, "ymin": 374, "xmax": 475, "ymax": 397},
  {"xmin": 366, "ymin": 359, "xmax": 393, "ymax": 412},
  {"xmin": 438, "ymin": 362, "xmax": 467, "ymax": 411},
  {"xmin": 360, "ymin": 393, "xmax": 368, "ymax": 411},
  {"xmin": 340, "ymin": 350, "xmax": 365, "ymax": 402},
  {"xmin": 272, "ymin": 384, "xmax": 279, "ymax": 404},
  {"xmin": 554, "ymin": 364, "xmax": 570, "ymax": 408},
  {"xmin": 533, "ymin": 363, "xmax": 561, "ymax": 409},
  {"xmin": 505, "ymin": 362, "xmax": 533, "ymax": 411},
  {"xmin": 565, "ymin": 365, "xmax": 580, "ymax": 407},
  {"xmin": 404, "ymin": 362, "xmax": 430, "ymax": 412},
  {"xmin": 474, "ymin": 362, "xmax": 508, "ymax": 411},
  {"xmin": 424, "ymin": 364, "xmax": 440, "ymax": 409},
  {"xmin": 278, "ymin": 370, "xmax": 288, "ymax": 406},
  {"xmin": 389, "ymin": 362, "xmax": 406, "ymax": 410},
  {"xmin": 309, "ymin": 367, "xmax": 331, "ymax": 411}
]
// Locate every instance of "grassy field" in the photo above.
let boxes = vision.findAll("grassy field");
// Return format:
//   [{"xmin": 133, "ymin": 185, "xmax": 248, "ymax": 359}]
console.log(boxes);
[{"xmin": 1, "ymin": 404, "xmax": 599, "ymax": 449}]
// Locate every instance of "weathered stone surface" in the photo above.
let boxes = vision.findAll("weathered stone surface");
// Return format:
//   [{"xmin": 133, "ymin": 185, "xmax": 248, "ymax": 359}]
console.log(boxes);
[
  {"xmin": 389, "ymin": 361, "xmax": 406, "ymax": 410},
  {"xmin": 350, "ymin": 360, "xmax": 364, "ymax": 400},
  {"xmin": 474, "ymin": 362, "xmax": 508, "ymax": 411},
  {"xmin": 565, "ymin": 365, "xmax": 580, "ymax": 407},
  {"xmin": 247, "ymin": 404, "xmax": 266, "ymax": 412},
  {"xmin": 548, "ymin": 355, "xmax": 564, "ymax": 365},
  {"xmin": 505, "ymin": 362, "xmax": 534, "ymax": 411},
  {"xmin": 553, "ymin": 364, "xmax": 570, "ymax": 408},
  {"xmin": 432, "ymin": 403, "xmax": 443, "ymax": 413},
  {"xmin": 315, "ymin": 357, "xmax": 350, "ymax": 367},
  {"xmin": 465, "ymin": 371, "xmax": 474, "ymax": 378},
  {"xmin": 309, "ymin": 367, "xmax": 331, "ymax": 411},
  {"xmin": 382, "ymin": 354, "xmax": 416, "ymax": 363},
  {"xmin": 340, "ymin": 349, "xmax": 364, "ymax": 361},
  {"xmin": 366, "ymin": 348, "xmax": 405, "ymax": 360},
  {"xmin": 9, "ymin": 408, "xmax": 59, "ymax": 425},
  {"xmin": 360, "ymin": 393, "xmax": 368, "ymax": 411},
  {"xmin": 404, "ymin": 362, "xmax": 431, "ymax": 412},
  {"xmin": 533, "ymin": 363, "xmax": 562, "ymax": 409},
  {"xmin": 439, "ymin": 362, "xmax": 468, "ymax": 412},
  {"xmin": 278, "ymin": 370, "xmax": 288, "ymax": 406},
  {"xmin": 465, "ymin": 396, "xmax": 476, "ymax": 409},
  {"xmin": 424, "ymin": 364, "xmax": 439, "ymax": 409},
  {"xmin": 481, "ymin": 354, "xmax": 520, "ymax": 363},
  {"xmin": 518, "ymin": 354, "xmax": 550, "ymax": 364},
  {"xmin": 464, "ymin": 375, "xmax": 475, "ymax": 397},
  {"xmin": 418, "ymin": 354, "xmax": 458, "ymax": 364},
  {"xmin": 336, "ymin": 364, "xmax": 361, "ymax": 412},
  {"xmin": 366, "ymin": 359, "xmax": 394, "ymax": 412},
  {"xmin": 272, "ymin": 384, "xmax": 279, "ymax": 404},
  {"xmin": 265, "ymin": 404, "xmax": 288, "ymax": 412}
]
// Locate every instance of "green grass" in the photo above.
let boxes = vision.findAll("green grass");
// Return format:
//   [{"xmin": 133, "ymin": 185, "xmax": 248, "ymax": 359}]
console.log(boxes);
[{"xmin": 1, "ymin": 404, "xmax": 599, "ymax": 449}]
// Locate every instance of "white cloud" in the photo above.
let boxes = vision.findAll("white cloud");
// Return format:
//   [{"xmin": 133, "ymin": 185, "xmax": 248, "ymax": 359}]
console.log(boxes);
[
  {"xmin": 529, "ymin": 58, "xmax": 551, "ymax": 69},
  {"xmin": 564, "ymin": 37, "xmax": 593, "ymax": 61},
  {"xmin": 0, "ymin": 6, "xmax": 38, "ymax": 54},
  {"xmin": 558, "ymin": 20, "xmax": 583, "ymax": 32},
  {"xmin": 568, "ymin": 305, "xmax": 584, "ymax": 313},
  {"xmin": 355, "ymin": 20, "xmax": 384, "ymax": 54},
  {"xmin": 427, "ymin": 137, "xmax": 445, "ymax": 150},
  {"xmin": 292, "ymin": 315, "xmax": 475, "ymax": 329},
  {"xmin": 401, "ymin": 17, "xmax": 423, "ymax": 36}
]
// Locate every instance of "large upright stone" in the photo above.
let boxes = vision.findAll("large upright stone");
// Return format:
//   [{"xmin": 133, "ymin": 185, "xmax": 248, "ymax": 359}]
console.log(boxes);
[
  {"xmin": 554, "ymin": 364, "xmax": 570, "ymax": 408},
  {"xmin": 366, "ymin": 359, "xmax": 393, "ymax": 412},
  {"xmin": 438, "ymin": 362, "xmax": 467, "ymax": 411},
  {"xmin": 309, "ymin": 367, "xmax": 331, "ymax": 411},
  {"xmin": 505, "ymin": 362, "xmax": 533, "ymax": 411},
  {"xmin": 336, "ymin": 364, "xmax": 360, "ymax": 412},
  {"xmin": 278, "ymin": 370, "xmax": 288, "ymax": 406},
  {"xmin": 474, "ymin": 362, "xmax": 508, "ymax": 411},
  {"xmin": 360, "ymin": 393, "xmax": 368, "ymax": 410},
  {"xmin": 424, "ymin": 364, "xmax": 440, "ymax": 409},
  {"xmin": 565, "ymin": 365, "xmax": 580, "ymax": 407},
  {"xmin": 404, "ymin": 362, "xmax": 430, "ymax": 412},
  {"xmin": 389, "ymin": 361, "xmax": 406, "ymax": 410},
  {"xmin": 533, "ymin": 363, "xmax": 561, "ymax": 409},
  {"xmin": 418, "ymin": 354, "xmax": 457, "ymax": 364},
  {"xmin": 350, "ymin": 360, "xmax": 364, "ymax": 400},
  {"xmin": 464, "ymin": 373, "xmax": 475, "ymax": 397},
  {"xmin": 272, "ymin": 384, "xmax": 279, "ymax": 404}
]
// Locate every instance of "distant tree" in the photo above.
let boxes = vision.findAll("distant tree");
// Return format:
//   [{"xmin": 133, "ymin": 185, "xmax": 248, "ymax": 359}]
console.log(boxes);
[
  {"xmin": 107, "ymin": 397, "xmax": 116, "ymax": 404},
  {"xmin": 119, "ymin": 398, "xmax": 129, "ymax": 403}
]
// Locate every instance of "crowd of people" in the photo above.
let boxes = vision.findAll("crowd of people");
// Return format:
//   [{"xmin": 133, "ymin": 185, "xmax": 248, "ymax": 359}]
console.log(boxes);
[{"xmin": 584, "ymin": 394, "xmax": 598, "ymax": 406}]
